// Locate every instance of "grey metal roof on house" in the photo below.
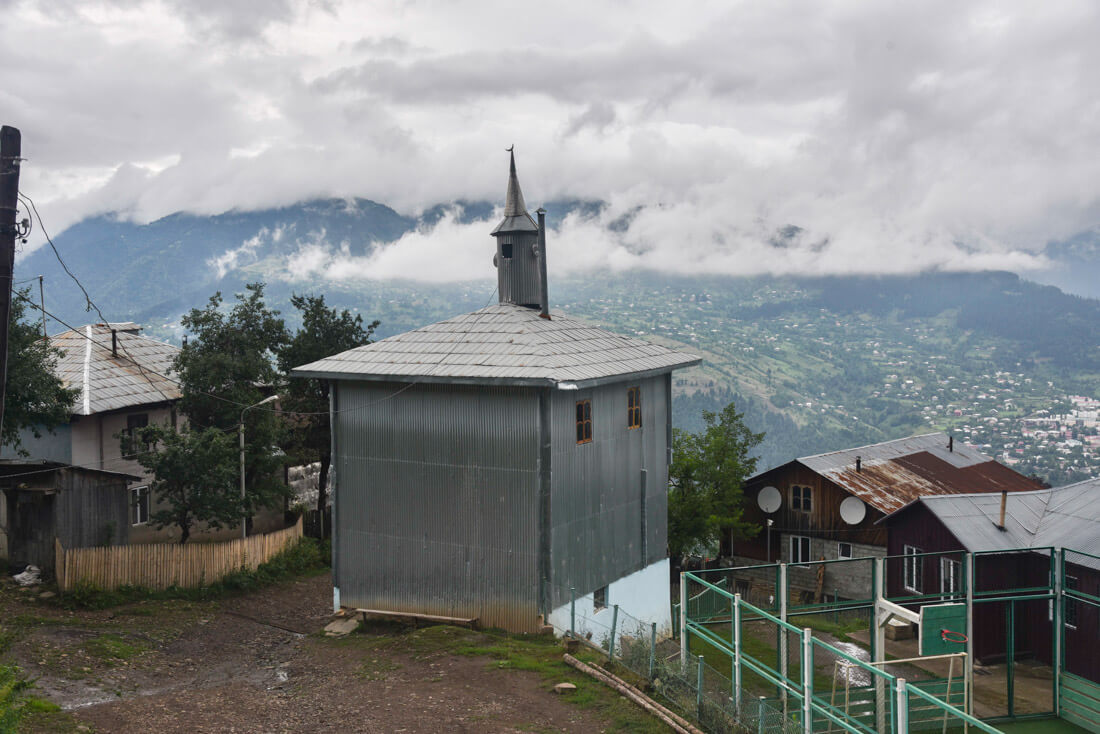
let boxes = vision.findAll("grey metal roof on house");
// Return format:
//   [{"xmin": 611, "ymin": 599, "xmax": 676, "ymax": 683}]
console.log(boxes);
[
  {"xmin": 889, "ymin": 478, "xmax": 1100, "ymax": 564},
  {"xmin": 292, "ymin": 303, "xmax": 701, "ymax": 387},
  {"xmin": 773, "ymin": 432, "xmax": 1045, "ymax": 514},
  {"xmin": 50, "ymin": 324, "xmax": 181, "ymax": 415}
]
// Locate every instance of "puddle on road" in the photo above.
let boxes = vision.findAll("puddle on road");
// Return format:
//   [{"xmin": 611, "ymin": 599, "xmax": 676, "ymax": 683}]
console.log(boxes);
[{"xmin": 829, "ymin": 641, "xmax": 872, "ymax": 687}]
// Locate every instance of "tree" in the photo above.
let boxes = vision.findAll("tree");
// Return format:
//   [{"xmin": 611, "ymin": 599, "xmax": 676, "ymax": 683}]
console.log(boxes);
[
  {"xmin": 129, "ymin": 424, "xmax": 239, "ymax": 544},
  {"xmin": 667, "ymin": 402, "xmax": 763, "ymax": 560},
  {"xmin": 1, "ymin": 290, "xmax": 79, "ymax": 454},
  {"xmin": 277, "ymin": 294, "xmax": 377, "ymax": 528},
  {"xmin": 174, "ymin": 283, "xmax": 289, "ymax": 520}
]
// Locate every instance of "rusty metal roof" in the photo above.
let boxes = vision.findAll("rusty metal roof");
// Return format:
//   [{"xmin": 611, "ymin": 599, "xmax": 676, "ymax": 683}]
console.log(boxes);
[
  {"xmin": 50, "ymin": 324, "xmax": 181, "ymax": 415},
  {"xmin": 777, "ymin": 432, "xmax": 1045, "ymax": 514}
]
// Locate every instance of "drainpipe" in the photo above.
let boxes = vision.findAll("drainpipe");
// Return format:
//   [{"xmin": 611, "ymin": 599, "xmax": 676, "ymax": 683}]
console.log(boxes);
[
  {"xmin": 536, "ymin": 208, "xmax": 550, "ymax": 320},
  {"xmin": 997, "ymin": 490, "xmax": 1007, "ymax": 531}
]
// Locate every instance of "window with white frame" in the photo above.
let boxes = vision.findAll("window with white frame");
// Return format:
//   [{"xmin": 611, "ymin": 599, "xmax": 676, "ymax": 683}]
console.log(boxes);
[
  {"xmin": 790, "ymin": 485, "xmax": 813, "ymax": 513},
  {"xmin": 131, "ymin": 485, "xmax": 150, "ymax": 525},
  {"xmin": 941, "ymin": 558, "xmax": 961, "ymax": 597},
  {"xmin": 594, "ymin": 585, "xmax": 608, "ymax": 611},
  {"xmin": 838, "ymin": 542, "xmax": 854, "ymax": 560},
  {"xmin": 903, "ymin": 545, "xmax": 923, "ymax": 593},
  {"xmin": 790, "ymin": 535, "xmax": 812, "ymax": 564}
]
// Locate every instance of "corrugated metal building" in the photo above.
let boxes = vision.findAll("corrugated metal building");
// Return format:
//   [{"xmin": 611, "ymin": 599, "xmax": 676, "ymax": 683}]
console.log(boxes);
[{"xmin": 294, "ymin": 153, "xmax": 700, "ymax": 632}]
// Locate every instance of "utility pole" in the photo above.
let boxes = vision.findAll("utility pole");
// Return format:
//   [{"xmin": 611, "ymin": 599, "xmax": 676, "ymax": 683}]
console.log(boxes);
[
  {"xmin": 38, "ymin": 275, "xmax": 47, "ymax": 338},
  {"xmin": 0, "ymin": 125, "xmax": 22, "ymax": 436}
]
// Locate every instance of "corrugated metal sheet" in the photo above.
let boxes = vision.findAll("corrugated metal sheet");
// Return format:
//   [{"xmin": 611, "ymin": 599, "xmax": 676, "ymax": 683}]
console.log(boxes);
[
  {"xmin": 293, "ymin": 303, "xmax": 700, "ymax": 385},
  {"xmin": 895, "ymin": 478, "xmax": 1100, "ymax": 568},
  {"xmin": 50, "ymin": 324, "xmax": 181, "ymax": 415},
  {"xmin": 547, "ymin": 374, "xmax": 669, "ymax": 610},
  {"xmin": 332, "ymin": 381, "xmax": 542, "ymax": 632},
  {"xmin": 794, "ymin": 432, "xmax": 1044, "ymax": 514}
]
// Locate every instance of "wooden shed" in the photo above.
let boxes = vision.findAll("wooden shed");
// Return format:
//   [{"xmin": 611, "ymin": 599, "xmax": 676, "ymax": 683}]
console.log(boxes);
[{"xmin": 0, "ymin": 461, "xmax": 135, "ymax": 573}]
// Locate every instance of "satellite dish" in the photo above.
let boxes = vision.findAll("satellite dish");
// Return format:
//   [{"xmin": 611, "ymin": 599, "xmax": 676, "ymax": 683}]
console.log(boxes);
[
  {"xmin": 840, "ymin": 496, "xmax": 867, "ymax": 525},
  {"xmin": 758, "ymin": 486, "xmax": 782, "ymax": 514}
]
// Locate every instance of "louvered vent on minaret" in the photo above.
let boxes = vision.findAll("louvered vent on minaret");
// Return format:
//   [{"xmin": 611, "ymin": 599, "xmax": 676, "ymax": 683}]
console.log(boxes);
[{"xmin": 491, "ymin": 150, "xmax": 542, "ymax": 309}]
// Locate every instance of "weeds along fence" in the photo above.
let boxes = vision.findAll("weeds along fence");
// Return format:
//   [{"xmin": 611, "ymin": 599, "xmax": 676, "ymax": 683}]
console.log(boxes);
[{"xmin": 54, "ymin": 516, "xmax": 303, "ymax": 592}]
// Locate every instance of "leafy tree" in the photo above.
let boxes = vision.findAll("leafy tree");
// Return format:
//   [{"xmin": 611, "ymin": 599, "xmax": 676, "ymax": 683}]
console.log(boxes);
[
  {"xmin": 128, "ymin": 424, "xmax": 239, "ymax": 544},
  {"xmin": 173, "ymin": 283, "xmax": 289, "ymax": 520},
  {"xmin": 1, "ymin": 291, "xmax": 79, "ymax": 453},
  {"xmin": 668, "ymin": 402, "xmax": 763, "ymax": 560},
  {"xmin": 277, "ymin": 294, "xmax": 377, "ymax": 528}
]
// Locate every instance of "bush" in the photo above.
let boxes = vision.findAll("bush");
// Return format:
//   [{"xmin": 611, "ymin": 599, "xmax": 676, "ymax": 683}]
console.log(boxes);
[{"xmin": 0, "ymin": 664, "xmax": 29, "ymax": 734}]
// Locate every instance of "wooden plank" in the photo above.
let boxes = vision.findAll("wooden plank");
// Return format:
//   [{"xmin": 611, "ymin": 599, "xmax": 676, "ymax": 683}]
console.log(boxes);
[{"xmin": 355, "ymin": 609, "xmax": 479, "ymax": 627}]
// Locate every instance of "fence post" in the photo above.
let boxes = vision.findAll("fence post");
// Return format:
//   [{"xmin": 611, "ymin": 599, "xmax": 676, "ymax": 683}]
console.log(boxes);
[
  {"xmin": 779, "ymin": 563, "xmax": 789, "ymax": 714},
  {"xmin": 802, "ymin": 627, "xmax": 813, "ymax": 734},
  {"xmin": 649, "ymin": 621, "xmax": 657, "ymax": 680},
  {"xmin": 833, "ymin": 588, "xmax": 838, "ymax": 624},
  {"xmin": 608, "ymin": 604, "xmax": 619, "ymax": 662},
  {"xmin": 965, "ymin": 552, "xmax": 975, "ymax": 722},
  {"xmin": 757, "ymin": 696, "xmax": 767, "ymax": 734},
  {"xmin": 570, "ymin": 587, "xmax": 576, "ymax": 637},
  {"xmin": 696, "ymin": 654, "xmax": 705, "ymax": 721},
  {"xmin": 680, "ymin": 573, "xmax": 689, "ymax": 673},
  {"xmin": 873, "ymin": 556, "xmax": 886, "ymax": 734},
  {"xmin": 1053, "ymin": 549, "xmax": 1063, "ymax": 717},
  {"xmin": 733, "ymin": 593, "xmax": 743, "ymax": 714},
  {"xmin": 895, "ymin": 678, "xmax": 908, "ymax": 734}
]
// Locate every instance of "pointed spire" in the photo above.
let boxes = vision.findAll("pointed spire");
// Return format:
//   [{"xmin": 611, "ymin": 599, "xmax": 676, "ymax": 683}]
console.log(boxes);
[
  {"xmin": 503, "ymin": 147, "xmax": 528, "ymax": 216},
  {"xmin": 492, "ymin": 146, "xmax": 538, "ymax": 234}
]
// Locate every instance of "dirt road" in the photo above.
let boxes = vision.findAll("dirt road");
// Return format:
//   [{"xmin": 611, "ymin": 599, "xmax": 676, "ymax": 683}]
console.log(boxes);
[{"xmin": 1, "ymin": 573, "xmax": 664, "ymax": 733}]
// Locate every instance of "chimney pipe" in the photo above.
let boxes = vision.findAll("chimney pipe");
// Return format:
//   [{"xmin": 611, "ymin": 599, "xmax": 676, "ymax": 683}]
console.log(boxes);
[
  {"xmin": 997, "ymin": 490, "xmax": 1007, "ymax": 530},
  {"xmin": 111, "ymin": 328, "xmax": 117, "ymax": 358},
  {"xmin": 948, "ymin": 435, "xmax": 954, "ymax": 452},
  {"xmin": 536, "ymin": 207, "xmax": 550, "ymax": 320},
  {"xmin": 856, "ymin": 456, "xmax": 862, "ymax": 473}
]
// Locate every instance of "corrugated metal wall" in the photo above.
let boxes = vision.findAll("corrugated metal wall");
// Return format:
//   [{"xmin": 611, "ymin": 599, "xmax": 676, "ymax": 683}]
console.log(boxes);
[
  {"xmin": 548, "ymin": 374, "xmax": 669, "ymax": 609},
  {"xmin": 495, "ymin": 232, "xmax": 541, "ymax": 307},
  {"xmin": 333, "ymin": 381, "xmax": 541, "ymax": 631}
]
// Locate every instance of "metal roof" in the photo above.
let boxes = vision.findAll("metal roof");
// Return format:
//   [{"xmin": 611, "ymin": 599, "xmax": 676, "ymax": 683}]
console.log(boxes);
[
  {"xmin": 50, "ymin": 324, "xmax": 182, "ymax": 415},
  {"xmin": 292, "ymin": 303, "xmax": 701, "ymax": 386},
  {"xmin": 775, "ymin": 432, "xmax": 1045, "ymax": 514},
  {"xmin": 887, "ymin": 478, "xmax": 1100, "ymax": 565},
  {"xmin": 490, "ymin": 150, "xmax": 538, "ymax": 234}
]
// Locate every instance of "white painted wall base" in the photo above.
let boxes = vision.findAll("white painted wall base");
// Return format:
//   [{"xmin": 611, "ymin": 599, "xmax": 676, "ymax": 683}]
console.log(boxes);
[{"xmin": 547, "ymin": 559, "xmax": 672, "ymax": 640}]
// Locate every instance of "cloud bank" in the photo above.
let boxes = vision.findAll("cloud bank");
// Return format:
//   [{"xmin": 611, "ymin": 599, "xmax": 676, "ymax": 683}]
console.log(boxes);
[{"xmin": 6, "ymin": 0, "xmax": 1099, "ymax": 280}]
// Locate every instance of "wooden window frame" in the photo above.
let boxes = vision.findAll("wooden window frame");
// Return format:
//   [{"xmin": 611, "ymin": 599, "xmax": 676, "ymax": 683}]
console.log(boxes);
[
  {"xmin": 576, "ymin": 400, "xmax": 593, "ymax": 444},
  {"xmin": 790, "ymin": 485, "xmax": 812, "ymax": 513},
  {"xmin": 790, "ymin": 535, "xmax": 811, "ymax": 564},
  {"xmin": 627, "ymin": 386, "xmax": 642, "ymax": 429}
]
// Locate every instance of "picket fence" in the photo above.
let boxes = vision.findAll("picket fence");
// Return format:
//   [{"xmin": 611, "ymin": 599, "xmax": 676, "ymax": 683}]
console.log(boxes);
[{"xmin": 54, "ymin": 516, "xmax": 303, "ymax": 592}]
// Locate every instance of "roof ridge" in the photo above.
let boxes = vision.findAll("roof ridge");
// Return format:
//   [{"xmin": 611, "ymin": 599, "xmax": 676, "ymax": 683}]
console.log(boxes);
[{"xmin": 798, "ymin": 431, "xmax": 945, "ymax": 461}]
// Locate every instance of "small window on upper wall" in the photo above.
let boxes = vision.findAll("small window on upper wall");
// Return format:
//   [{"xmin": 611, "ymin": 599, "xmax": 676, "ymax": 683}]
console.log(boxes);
[
  {"xmin": 501, "ymin": 243, "xmax": 513, "ymax": 259},
  {"xmin": 838, "ymin": 542, "xmax": 853, "ymax": 560},
  {"xmin": 627, "ymin": 387, "xmax": 642, "ymax": 429},
  {"xmin": 576, "ymin": 400, "xmax": 593, "ymax": 444},
  {"xmin": 790, "ymin": 485, "xmax": 813, "ymax": 513},
  {"xmin": 594, "ymin": 585, "xmax": 608, "ymax": 611}
]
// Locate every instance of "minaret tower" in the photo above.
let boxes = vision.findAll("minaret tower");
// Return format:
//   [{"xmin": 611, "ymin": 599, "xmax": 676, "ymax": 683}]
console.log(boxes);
[{"xmin": 491, "ymin": 149, "xmax": 547, "ymax": 313}]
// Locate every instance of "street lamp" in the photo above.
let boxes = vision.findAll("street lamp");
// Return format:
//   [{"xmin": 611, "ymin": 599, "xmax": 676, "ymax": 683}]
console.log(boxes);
[{"xmin": 240, "ymin": 394, "xmax": 279, "ymax": 539}]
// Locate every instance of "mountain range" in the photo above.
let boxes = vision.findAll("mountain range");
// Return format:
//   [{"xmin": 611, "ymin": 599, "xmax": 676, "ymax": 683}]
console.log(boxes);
[{"xmin": 15, "ymin": 198, "xmax": 1100, "ymax": 481}]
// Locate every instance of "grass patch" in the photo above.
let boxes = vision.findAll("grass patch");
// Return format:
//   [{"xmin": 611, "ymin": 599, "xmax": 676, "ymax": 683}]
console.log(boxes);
[
  {"xmin": 58, "ymin": 536, "xmax": 327, "ymax": 610},
  {"xmin": 789, "ymin": 612, "xmax": 870, "ymax": 641},
  {"xmin": 81, "ymin": 634, "xmax": 148, "ymax": 665}
]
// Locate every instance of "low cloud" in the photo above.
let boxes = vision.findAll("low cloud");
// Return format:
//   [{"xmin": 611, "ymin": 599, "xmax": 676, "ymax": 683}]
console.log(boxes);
[{"xmin": 6, "ymin": 0, "xmax": 1099, "ymax": 280}]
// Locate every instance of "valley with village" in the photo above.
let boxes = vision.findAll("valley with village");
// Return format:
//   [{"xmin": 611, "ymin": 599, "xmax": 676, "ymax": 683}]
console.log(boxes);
[{"xmin": 3, "ymin": 3, "xmax": 1100, "ymax": 734}]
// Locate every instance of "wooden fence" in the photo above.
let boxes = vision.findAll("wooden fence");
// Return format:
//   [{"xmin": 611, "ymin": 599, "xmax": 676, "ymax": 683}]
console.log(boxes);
[{"xmin": 54, "ymin": 516, "xmax": 303, "ymax": 592}]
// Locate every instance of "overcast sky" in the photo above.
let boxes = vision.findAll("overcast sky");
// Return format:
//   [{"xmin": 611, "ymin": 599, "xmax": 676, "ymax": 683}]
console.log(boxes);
[{"xmin": 5, "ymin": 0, "xmax": 1099, "ymax": 280}]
